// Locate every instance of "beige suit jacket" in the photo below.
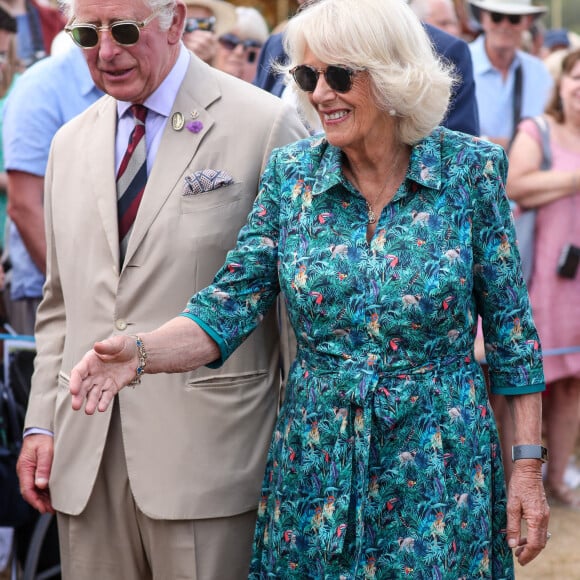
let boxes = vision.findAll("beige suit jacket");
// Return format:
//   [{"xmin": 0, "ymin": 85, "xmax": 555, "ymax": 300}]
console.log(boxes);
[{"xmin": 24, "ymin": 54, "xmax": 307, "ymax": 518}]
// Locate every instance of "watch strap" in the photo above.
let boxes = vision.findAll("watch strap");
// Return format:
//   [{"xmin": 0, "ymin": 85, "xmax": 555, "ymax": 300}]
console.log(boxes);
[{"xmin": 511, "ymin": 444, "xmax": 548, "ymax": 463}]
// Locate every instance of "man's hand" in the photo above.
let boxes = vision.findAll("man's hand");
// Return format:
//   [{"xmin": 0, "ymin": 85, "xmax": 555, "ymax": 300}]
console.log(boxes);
[
  {"xmin": 506, "ymin": 460, "xmax": 550, "ymax": 566},
  {"xmin": 16, "ymin": 434, "xmax": 55, "ymax": 514},
  {"xmin": 70, "ymin": 336, "xmax": 138, "ymax": 414}
]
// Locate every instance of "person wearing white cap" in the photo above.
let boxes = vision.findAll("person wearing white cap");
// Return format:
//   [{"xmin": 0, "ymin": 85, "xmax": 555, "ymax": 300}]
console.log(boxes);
[
  {"xmin": 182, "ymin": 0, "xmax": 236, "ymax": 64},
  {"xmin": 467, "ymin": 0, "xmax": 553, "ymax": 150}
]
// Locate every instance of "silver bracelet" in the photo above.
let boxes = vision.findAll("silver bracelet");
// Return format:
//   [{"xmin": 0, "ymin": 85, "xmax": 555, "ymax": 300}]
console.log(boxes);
[{"xmin": 128, "ymin": 335, "xmax": 147, "ymax": 386}]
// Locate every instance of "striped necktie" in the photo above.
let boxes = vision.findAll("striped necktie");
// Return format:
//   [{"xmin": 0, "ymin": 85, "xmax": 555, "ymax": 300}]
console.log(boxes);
[{"xmin": 117, "ymin": 104, "xmax": 148, "ymax": 262}]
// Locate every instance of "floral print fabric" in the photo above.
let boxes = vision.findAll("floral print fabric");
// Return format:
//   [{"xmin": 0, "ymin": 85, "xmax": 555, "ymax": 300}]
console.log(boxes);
[{"xmin": 183, "ymin": 127, "xmax": 544, "ymax": 579}]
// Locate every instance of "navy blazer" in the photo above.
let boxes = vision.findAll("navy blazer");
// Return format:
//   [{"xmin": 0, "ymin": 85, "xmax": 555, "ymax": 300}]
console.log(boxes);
[{"xmin": 253, "ymin": 24, "xmax": 480, "ymax": 136}]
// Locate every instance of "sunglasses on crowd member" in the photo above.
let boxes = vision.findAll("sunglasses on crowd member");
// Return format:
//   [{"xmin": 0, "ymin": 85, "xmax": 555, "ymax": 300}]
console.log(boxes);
[
  {"xmin": 184, "ymin": 16, "xmax": 216, "ymax": 34},
  {"xmin": 290, "ymin": 64, "xmax": 358, "ymax": 93},
  {"xmin": 489, "ymin": 11, "xmax": 523, "ymax": 24},
  {"xmin": 218, "ymin": 33, "xmax": 262, "ymax": 63},
  {"xmin": 65, "ymin": 11, "xmax": 159, "ymax": 49}
]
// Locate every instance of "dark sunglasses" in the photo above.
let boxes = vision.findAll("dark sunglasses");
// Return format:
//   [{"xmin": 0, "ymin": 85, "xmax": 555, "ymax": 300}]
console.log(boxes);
[
  {"xmin": 218, "ymin": 33, "xmax": 262, "ymax": 52},
  {"xmin": 184, "ymin": 16, "xmax": 215, "ymax": 34},
  {"xmin": 290, "ymin": 64, "xmax": 358, "ymax": 93},
  {"xmin": 489, "ymin": 11, "xmax": 523, "ymax": 24},
  {"xmin": 65, "ymin": 11, "xmax": 159, "ymax": 49}
]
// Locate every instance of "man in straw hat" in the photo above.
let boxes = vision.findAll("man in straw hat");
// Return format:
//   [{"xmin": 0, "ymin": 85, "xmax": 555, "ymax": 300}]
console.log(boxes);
[
  {"xmin": 468, "ymin": 0, "xmax": 552, "ymax": 149},
  {"xmin": 183, "ymin": 0, "xmax": 236, "ymax": 64}
]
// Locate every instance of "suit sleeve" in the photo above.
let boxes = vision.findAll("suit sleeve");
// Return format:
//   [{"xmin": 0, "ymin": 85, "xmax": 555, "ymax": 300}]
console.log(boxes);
[{"xmin": 22, "ymin": 142, "xmax": 66, "ymax": 431}]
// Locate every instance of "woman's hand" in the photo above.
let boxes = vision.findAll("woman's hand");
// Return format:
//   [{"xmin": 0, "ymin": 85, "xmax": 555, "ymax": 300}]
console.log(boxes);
[
  {"xmin": 70, "ymin": 317, "xmax": 220, "ymax": 414},
  {"xmin": 70, "ymin": 335, "xmax": 139, "ymax": 415},
  {"xmin": 506, "ymin": 460, "xmax": 550, "ymax": 566}
]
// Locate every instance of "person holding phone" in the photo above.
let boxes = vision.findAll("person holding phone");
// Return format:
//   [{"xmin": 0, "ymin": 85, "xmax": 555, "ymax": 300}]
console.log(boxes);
[{"xmin": 182, "ymin": 0, "xmax": 235, "ymax": 64}]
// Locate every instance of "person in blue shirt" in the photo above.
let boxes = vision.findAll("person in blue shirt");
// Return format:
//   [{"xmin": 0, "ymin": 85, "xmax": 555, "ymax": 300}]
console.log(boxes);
[
  {"xmin": 3, "ymin": 44, "xmax": 104, "ymax": 336},
  {"xmin": 467, "ymin": 0, "xmax": 553, "ymax": 150}
]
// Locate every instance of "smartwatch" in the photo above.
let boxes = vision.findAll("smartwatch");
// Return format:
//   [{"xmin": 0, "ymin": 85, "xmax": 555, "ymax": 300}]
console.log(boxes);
[{"xmin": 511, "ymin": 444, "xmax": 548, "ymax": 463}]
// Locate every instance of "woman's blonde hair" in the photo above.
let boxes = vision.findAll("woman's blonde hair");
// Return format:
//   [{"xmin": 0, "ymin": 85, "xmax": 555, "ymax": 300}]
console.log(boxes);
[{"xmin": 282, "ymin": 0, "xmax": 454, "ymax": 144}]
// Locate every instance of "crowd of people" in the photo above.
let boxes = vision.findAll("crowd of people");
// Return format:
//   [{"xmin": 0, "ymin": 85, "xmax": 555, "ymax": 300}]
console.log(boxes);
[{"xmin": 0, "ymin": 0, "xmax": 577, "ymax": 578}]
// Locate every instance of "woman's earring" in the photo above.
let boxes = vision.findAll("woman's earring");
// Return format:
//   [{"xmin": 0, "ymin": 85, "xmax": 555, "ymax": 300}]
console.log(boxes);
[{"xmin": 389, "ymin": 108, "xmax": 397, "ymax": 116}]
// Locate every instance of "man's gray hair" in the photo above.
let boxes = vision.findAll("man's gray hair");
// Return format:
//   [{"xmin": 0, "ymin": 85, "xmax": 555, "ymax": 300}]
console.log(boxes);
[{"xmin": 57, "ymin": 0, "xmax": 177, "ymax": 29}]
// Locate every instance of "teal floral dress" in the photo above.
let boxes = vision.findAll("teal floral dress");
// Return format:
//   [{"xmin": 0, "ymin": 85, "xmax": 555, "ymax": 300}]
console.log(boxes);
[{"xmin": 182, "ymin": 128, "xmax": 545, "ymax": 579}]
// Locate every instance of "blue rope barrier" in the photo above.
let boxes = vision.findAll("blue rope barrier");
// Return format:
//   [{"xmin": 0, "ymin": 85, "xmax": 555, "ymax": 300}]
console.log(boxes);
[
  {"xmin": 541, "ymin": 345, "xmax": 580, "ymax": 356},
  {"xmin": 0, "ymin": 333, "xmax": 35, "ymax": 342}
]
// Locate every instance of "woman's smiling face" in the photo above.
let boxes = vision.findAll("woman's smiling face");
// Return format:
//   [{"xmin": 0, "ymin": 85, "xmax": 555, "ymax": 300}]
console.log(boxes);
[{"xmin": 302, "ymin": 46, "xmax": 390, "ymax": 153}]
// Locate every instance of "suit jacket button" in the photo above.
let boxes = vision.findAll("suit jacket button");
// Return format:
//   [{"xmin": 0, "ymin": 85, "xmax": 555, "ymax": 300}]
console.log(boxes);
[{"xmin": 116, "ymin": 319, "xmax": 128, "ymax": 331}]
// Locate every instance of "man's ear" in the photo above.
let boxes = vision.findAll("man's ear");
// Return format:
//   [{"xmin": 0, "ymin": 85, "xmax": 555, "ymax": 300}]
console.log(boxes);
[{"xmin": 168, "ymin": 1, "xmax": 187, "ymax": 45}]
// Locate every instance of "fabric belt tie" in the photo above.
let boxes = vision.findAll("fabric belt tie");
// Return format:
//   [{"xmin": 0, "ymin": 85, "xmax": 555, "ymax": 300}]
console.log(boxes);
[{"xmin": 293, "ymin": 352, "xmax": 470, "ymax": 562}]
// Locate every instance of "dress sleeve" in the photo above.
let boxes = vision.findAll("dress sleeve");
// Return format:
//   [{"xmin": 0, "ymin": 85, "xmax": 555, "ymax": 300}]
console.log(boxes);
[
  {"xmin": 471, "ymin": 142, "xmax": 545, "ymax": 395},
  {"xmin": 181, "ymin": 148, "xmax": 284, "ymax": 365}
]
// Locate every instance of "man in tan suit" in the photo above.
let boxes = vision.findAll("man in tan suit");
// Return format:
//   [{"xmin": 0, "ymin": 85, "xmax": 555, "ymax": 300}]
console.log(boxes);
[{"xmin": 15, "ymin": 0, "xmax": 306, "ymax": 578}]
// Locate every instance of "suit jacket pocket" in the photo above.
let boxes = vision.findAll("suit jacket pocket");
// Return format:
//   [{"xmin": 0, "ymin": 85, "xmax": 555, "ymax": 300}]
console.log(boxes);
[
  {"xmin": 180, "ymin": 182, "xmax": 244, "ymax": 215},
  {"xmin": 58, "ymin": 370, "xmax": 71, "ymax": 390},
  {"xmin": 185, "ymin": 370, "xmax": 269, "ymax": 390}
]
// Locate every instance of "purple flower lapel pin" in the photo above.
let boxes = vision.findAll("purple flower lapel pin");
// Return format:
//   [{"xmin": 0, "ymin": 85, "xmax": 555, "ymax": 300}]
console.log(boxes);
[{"xmin": 186, "ymin": 120, "xmax": 203, "ymax": 134}]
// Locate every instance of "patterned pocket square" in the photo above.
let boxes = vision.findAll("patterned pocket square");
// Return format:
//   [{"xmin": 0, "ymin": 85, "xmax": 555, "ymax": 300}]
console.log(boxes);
[{"xmin": 183, "ymin": 169, "xmax": 235, "ymax": 196}]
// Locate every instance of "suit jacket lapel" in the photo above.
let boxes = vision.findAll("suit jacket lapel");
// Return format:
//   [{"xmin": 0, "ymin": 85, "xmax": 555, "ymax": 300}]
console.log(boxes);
[
  {"xmin": 123, "ymin": 58, "xmax": 220, "ymax": 268},
  {"xmin": 86, "ymin": 96, "xmax": 120, "ymax": 271}
]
